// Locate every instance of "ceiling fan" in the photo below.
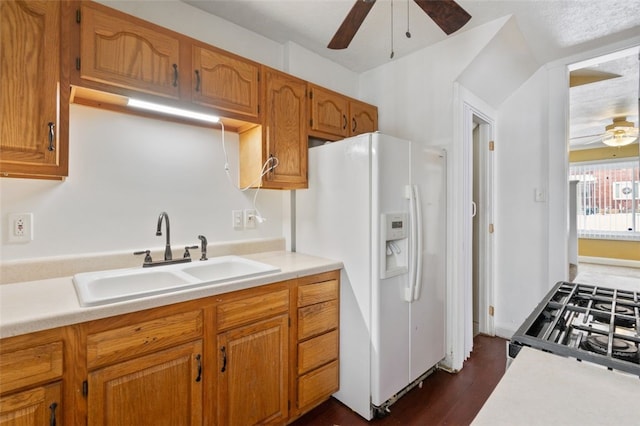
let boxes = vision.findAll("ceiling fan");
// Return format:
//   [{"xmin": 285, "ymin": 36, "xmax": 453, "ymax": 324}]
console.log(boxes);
[
  {"xmin": 328, "ymin": 0, "xmax": 472, "ymax": 50},
  {"xmin": 570, "ymin": 117, "xmax": 639, "ymax": 148}
]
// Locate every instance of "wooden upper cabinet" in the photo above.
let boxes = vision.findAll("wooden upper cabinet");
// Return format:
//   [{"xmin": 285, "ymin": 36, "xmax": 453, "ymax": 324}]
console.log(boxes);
[
  {"xmin": 240, "ymin": 67, "xmax": 308, "ymax": 190},
  {"xmin": 263, "ymin": 68, "xmax": 308, "ymax": 189},
  {"xmin": 309, "ymin": 85, "xmax": 349, "ymax": 139},
  {"xmin": 308, "ymin": 84, "xmax": 378, "ymax": 140},
  {"xmin": 192, "ymin": 46, "xmax": 260, "ymax": 120},
  {"xmin": 79, "ymin": 2, "xmax": 181, "ymax": 99},
  {"xmin": 349, "ymin": 99, "xmax": 378, "ymax": 136},
  {"xmin": 0, "ymin": 0, "xmax": 67, "ymax": 179}
]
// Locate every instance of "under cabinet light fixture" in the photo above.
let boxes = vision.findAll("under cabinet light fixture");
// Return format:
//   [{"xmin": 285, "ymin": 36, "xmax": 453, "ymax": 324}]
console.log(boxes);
[{"xmin": 127, "ymin": 98, "xmax": 220, "ymax": 123}]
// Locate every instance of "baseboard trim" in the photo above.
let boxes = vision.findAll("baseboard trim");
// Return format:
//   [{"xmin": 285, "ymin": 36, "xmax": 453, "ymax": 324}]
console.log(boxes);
[{"xmin": 579, "ymin": 256, "xmax": 640, "ymax": 269}]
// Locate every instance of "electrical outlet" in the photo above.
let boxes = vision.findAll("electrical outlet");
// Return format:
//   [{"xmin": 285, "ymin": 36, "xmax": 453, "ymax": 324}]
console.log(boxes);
[
  {"xmin": 244, "ymin": 209, "xmax": 257, "ymax": 229},
  {"xmin": 8, "ymin": 213, "xmax": 33, "ymax": 243},
  {"xmin": 232, "ymin": 210, "xmax": 243, "ymax": 230}
]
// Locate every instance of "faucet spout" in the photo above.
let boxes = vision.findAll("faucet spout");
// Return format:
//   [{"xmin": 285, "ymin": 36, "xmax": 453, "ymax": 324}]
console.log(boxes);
[
  {"xmin": 156, "ymin": 212, "xmax": 172, "ymax": 260},
  {"xmin": 198, "ymin": 235, "xmax": 208, "ymax": 261}
]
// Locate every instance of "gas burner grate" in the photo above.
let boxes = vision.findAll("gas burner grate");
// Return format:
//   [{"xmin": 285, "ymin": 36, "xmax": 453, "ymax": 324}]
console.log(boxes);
[
  {"xmin": 510, "ymin": 281, "xmax": 640, "ymax": 376},
  {"xmin": 582, "ymin": 335, "xmax": 639, "ymax": 363}
]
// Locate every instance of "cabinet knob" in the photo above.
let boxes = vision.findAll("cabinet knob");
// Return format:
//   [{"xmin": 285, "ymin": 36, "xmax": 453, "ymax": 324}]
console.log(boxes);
[{"xmin": 49, "ymin": 402, "xmax": 58, "ymax": 426}]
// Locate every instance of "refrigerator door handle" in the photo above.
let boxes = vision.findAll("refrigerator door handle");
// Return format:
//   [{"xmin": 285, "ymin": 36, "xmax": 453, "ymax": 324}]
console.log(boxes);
[
  {"xmin": 405, "ymin": 184, "xmax": 423, "ymax": 302},
  {"xmin": 412, "ymin": 185, "xmax": 424, "ymax": 301}
]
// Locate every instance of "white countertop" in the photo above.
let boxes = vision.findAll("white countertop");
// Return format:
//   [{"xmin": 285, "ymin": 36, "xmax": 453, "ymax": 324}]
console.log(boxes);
[
  {"xmin": 472, "ymin": 346, "xmax": 640, "ymax": 425},
  {"xmin": 0, "ymin": 251, "xmax": 342, "ymax": 339}
]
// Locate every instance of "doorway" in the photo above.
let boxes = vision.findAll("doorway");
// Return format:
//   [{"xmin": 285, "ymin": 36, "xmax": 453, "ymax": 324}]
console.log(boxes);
[{"xmin": 469, "ymin": 111, "xmax": 495, "ymax": 339}]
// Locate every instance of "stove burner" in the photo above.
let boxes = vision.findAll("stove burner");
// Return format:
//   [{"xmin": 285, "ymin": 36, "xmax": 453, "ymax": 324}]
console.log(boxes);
[
  {"xmin": 582, "ymin": 335, "xmax": 639, "ymax": 363},
  {"xmin": 592, "ymin": 302, "xmax": 636, "ymax": 328}
]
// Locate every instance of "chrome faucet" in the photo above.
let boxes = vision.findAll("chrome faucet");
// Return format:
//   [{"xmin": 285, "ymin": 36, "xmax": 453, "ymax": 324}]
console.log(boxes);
[
  {"xmin": 156, "ymin": 212, "xmax": 172, "ymax": 261},
  {"xmin": 198, "ymin": 235, "xmax": 208, "ymax": 261}
]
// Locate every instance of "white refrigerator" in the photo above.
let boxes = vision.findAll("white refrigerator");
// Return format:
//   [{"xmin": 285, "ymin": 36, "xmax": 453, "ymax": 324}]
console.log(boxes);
[{"xmin": 295, "ymin": 132, "xmax": 446, "ymax": 420}]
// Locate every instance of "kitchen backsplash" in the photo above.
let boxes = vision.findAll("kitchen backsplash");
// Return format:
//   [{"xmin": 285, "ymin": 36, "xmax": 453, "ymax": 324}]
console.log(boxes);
[{"xmin": 0, "ymin": 237, "xmax": 285, "ymax": 284}]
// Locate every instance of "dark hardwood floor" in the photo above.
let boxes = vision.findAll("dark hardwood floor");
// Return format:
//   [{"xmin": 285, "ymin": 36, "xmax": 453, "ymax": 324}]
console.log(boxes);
[{"xmin": 291, "ymin": 335, "xmax": 507, "ymax": 426}]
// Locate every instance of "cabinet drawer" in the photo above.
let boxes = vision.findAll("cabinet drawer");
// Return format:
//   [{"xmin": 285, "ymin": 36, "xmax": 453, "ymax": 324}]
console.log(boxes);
[
  {"xmin": 0, "ymin": 342, "xmax": 63, "ymax": 394},
  {"xmin": 298, "ymin": 330, "xmax": 338, "ymax": 375},
  {"xmin": 297, "ymin": 360, "xmax": 339, "ymax": 410},
  {"xmin": 298, "ymin": 300, "xmax": 338, "ymax": 340},
  {"xmin": 297, "ymin": 278, "xmax": 338, "ymax": 307},
  {"xmin": 87, "ymin": 310, "xmax": 203, "ymax": 369},
  {"xmin": 217, "ymin": 288, "xmax": 289, "ymax": 331}
]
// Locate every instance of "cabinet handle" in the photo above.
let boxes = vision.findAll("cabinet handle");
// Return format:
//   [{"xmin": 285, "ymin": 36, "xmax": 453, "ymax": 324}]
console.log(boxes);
[
  {"xmin": 47, "ymin": 122, "xmax": 55, "ymax": 151},
  {"xmin": 195, "ymin": 354, "xmax": 202, "ymax": 382},
  {"xmin": 342, "ymin": 115, "xmax": 347, "ymax": 130},
  {"xmin": 352, "ymin": 117, "xmax": 357, "ymax": 133},
  {"xmin": 220, "ymin": 346, "xmax": 227, "ymax": 372},
  {"xmin": 49, "ymin": 402, "xmax": 58, "ymax": 426},
  {"xmin": 194, "ymin": 70, "xmax": 201, "ymax": 92},
  {"xmin": 172, "ymin": 63, "xmax": 178, "ymax": 87}
]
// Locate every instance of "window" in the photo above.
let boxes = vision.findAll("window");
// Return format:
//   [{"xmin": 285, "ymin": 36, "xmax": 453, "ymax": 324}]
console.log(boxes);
[{"xmin": 570, "ymin": 159, "xmax": 640, "ymax": 240}]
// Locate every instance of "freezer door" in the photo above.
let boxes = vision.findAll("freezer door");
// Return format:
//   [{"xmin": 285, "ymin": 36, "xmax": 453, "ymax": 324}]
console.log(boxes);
[
  {"xmin": 295, "ymin": 133, "xmax": 374, "ymax": 419},
  {"xmin": 370, "ymin": 134, "xmax": 413, "ymax": 407}
]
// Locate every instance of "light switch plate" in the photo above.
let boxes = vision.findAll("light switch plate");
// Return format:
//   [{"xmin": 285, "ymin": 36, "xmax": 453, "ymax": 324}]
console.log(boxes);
[{"xmin": 232, "ymin": 210, "xmax": 243, "ymax": 230}]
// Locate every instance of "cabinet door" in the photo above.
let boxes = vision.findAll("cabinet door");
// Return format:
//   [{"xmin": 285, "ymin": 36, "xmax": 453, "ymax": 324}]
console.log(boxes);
[
  {"xmin": 192, "ymin": 46, "xmax": 260, "ymax": 120},
  {"xmin": 349, "ymin": 99, "xmax": 378, "ymax": 136},
  {"xmin": 0, "ymin": 383, "xmax": 61, "ymax": 426},
  {"xmin": 263, "ymin": 68, "xmax": 308, "ymax": 189},
  {"xmin": 88, "ymin": 341, "xmax": 203, "ymax": 426},
  {"xmin": 80, "ymin": 3, "xmax": 180, "ymax": 99},
  {"xmin": 217, "ymin": 315, "xmax": 288, "ymax": 425},
  {"xmin": 309, "ymin": 85, "xmax": 349, "ymax": 139},
  {"xmin": 0, "ymin": 0, "xmax": 65, "ymax": 178}
]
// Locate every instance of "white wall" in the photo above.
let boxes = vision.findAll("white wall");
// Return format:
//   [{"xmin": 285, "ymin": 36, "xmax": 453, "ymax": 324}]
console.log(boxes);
[
  {"xmin": 494, "ymin": 69, "xmax": 551, "ymax": 334},
  {"xmin": 0, "ymin": 105, "xmax": 284, "ymax": 261},
  {"xmin": 1, "ymin": 0, "xmax": 364, "ymax": 263}
]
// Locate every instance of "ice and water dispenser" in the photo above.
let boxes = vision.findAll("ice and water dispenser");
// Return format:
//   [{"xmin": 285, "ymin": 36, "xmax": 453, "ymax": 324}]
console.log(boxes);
[{"xmin": 380, "ymin": 212, "xmax": 409, "ymax": 279}]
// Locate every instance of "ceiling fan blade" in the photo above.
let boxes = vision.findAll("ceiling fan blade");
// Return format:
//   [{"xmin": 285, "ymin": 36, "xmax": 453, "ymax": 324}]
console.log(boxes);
[
  {"xmin": 328, "ymin": 0, "xmax": 376, "ymax": 49},
  {"xmin": 413, "ymin": 0, "xmax": 471, "ymax": 35}
]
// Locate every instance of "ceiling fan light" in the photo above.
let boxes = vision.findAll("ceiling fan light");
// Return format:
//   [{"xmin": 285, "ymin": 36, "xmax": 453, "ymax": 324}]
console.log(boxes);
[
  {"xmin": 602, "ymin": 128, "xmax": 638, "ymax": 147},
  {"xmin": 601, "ymin": 117, "xmax": 638, "ymax": 147}
]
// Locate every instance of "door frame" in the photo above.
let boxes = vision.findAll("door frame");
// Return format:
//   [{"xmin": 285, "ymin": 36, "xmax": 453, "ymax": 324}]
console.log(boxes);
[{"xmin": 444, "ymin": 83, "xmax": 496, "ymax": 371}]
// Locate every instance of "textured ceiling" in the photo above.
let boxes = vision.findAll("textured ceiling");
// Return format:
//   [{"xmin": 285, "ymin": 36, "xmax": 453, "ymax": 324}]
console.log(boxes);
[{"xmin": 570, "ymin": 48, "xmax": 639, "ymax": 149}]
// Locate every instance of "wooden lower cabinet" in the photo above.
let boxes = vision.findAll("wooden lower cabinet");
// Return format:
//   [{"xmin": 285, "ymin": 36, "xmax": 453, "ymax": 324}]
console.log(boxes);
[
  {"xmin": 290, "ymin": 271, "xmax": 340, "ymax": 421},
  {"xmin": 87, "ymin": 340, "xmax": 203, "ymax": 426},
  {"xmin": 0, "ymin": 271, "xmax": 340, "ymax": 426},
  {"xmin": 217, "ymin": 315, "xmax": 289, "ymax": 425},
  {"xmin": 0, "ymin": 327, "xmax": 66, "ymax": 426},
  {"xmin": 0, "ymin": 383, "xmax": 61, "ymax": 426}
]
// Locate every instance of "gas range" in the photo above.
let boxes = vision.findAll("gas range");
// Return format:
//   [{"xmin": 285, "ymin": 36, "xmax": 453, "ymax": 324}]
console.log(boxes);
[{"xmin": 509, "ymin": 281, "xmax": 640, "ymax": 377}]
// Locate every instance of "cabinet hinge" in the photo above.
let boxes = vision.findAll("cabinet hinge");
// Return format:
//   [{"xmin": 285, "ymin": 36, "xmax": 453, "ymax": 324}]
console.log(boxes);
[
  {"xmin": 489, "ymin": 223, "xmax": 494, "ymax": 234},
  {"xmin": 489, "ymin": 305, "xmax": 495, "ymax": 317},
  {"xmin": 82, "ymin": 380, "xmax": 88, "ymax": 397},
  {"xmin": 489, "ymin": 140, "xmax": 495, "ymax": 151},
  {"xmin": 257, "ymin": 71, "xmax": 260, "ymax": 82},
  {"xmin": 257, "ymin": 104, "xmax": 260, "ymax": 114},
  {"xmin": 76, "ymin": 9, "xmax": 81, "ymax": 23},
  {"xmin": 310, "ymin": 119, "xmax": 313, "ymax": 127},
  {"xmin": 309, "ymin": 90, "xmax": 313, "ymax": 100},
  {"xmin": 76, "ymin": 57, "xmax": 81, "ymax": 71},
  {"xmin": 288, "ymin": 400, "xmax": 291, "ymax": 410},
  {"xmin": 288, "ymin": 317, "xmax": 291, "ymax": 327}
]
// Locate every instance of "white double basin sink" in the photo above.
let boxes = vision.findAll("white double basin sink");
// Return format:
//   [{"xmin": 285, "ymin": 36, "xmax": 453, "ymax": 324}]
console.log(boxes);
[{"xmin": 73, "ymin": 255, "xmax": 280, "ymax": 307}]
